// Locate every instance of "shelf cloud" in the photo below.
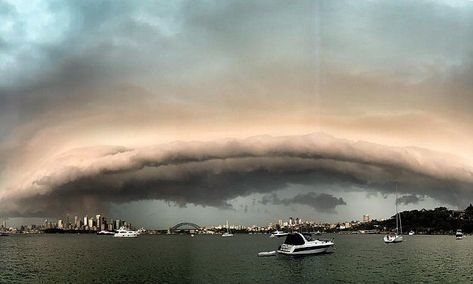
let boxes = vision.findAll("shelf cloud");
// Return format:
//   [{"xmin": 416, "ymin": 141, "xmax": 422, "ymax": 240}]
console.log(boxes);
[
  {"xmin": 260, "ymin": 192, "xmax": 347, "ymax": 213},
  {"xmin": 1, "ymin": 133, "xmax": 472, "ymax": 217}
]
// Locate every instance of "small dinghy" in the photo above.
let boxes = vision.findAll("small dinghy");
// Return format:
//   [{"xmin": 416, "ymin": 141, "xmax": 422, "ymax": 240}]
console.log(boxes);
[{"xmin": 257, "ymin": 251, "xmax": 277, "ymax": 257}]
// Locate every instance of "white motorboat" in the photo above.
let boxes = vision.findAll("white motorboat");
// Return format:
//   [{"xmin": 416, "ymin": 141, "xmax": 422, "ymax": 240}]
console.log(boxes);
[
  {"xmin": 269, "ymin": 230, "xmax": 285, "ymax": 238},
  {"xmin": 408, "ymin": 230, "xmax": 415, "ymax": 236},
  {"xmin": 456, "ymin": 229, "xmax": 463, "ymax": 240},
  {"xmin": 97, "ymin": 230, "xmax": 115, "ymax": 235},
  {"xmin": 222, "ymin": 220, "xmax": 234, "ymax": 237},
  {"xmin": 276, "ymin": 232, "xmax": 334, "ymax": 255},
  {"xmin": 384, "ymin": 186, "xmax": 403, "ymax": 244},
  {"xmin": 114, "ymin": 227, "xmax": 139, "ymax": 238}
]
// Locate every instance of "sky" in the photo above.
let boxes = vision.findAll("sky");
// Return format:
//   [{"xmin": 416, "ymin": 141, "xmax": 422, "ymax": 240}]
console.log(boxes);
[{"xmin": 1, "ymin": 0, "xmax": 473, "ymax": 228}]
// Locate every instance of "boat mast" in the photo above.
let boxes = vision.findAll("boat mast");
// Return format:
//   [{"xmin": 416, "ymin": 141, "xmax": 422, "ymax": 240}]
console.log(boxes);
[
  {"xmin": 397, "ymin": 182, "xmax": 402, "ymax": 235},
  {"xmin": 395, "ymin": 184, "xmax": 399, "ymax": 234}
]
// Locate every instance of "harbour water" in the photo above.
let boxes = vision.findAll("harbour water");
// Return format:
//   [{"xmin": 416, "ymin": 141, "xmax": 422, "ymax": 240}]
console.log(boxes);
[{"xmin": 1, "ymin": 234, "xmax": 473, "ymax": 283}]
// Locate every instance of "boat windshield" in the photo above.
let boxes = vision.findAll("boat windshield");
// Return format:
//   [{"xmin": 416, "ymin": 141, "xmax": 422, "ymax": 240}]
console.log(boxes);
[
  {"xmin": 283, "ymin": 234, "xmax": 305, "ymax": 245},
  {"xmin": 302, "ymin": 233, "xmax": 313, "ymax": 241}
]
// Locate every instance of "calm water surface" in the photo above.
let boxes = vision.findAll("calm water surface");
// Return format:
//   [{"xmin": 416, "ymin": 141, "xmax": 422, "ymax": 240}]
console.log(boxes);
[{"xmin": 1, "ymin": 234, "xmax": 473, "ymax": 283}]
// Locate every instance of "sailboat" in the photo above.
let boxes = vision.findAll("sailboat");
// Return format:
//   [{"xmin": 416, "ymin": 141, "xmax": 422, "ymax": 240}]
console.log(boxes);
[
  {"xmin": 222, "ymin": 220, "xmax": 234, "ymax": 237},
  {"xmin": 384, "ymin": 185, "xmax": 403, "ymax": 243}
]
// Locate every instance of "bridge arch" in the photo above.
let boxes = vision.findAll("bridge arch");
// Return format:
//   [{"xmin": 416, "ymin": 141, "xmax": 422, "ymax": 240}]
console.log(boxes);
[{"xmin": 170, "ymin": 222, "xmax": 201, "ymax": 233}]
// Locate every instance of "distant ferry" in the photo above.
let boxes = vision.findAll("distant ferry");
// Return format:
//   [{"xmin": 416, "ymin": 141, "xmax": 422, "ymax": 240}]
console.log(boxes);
[
  {"xmin": 97, "ymin": 230, "xmax": 115, "ymax": 235},
  {"xmin": 114, "ymin": 227, "xmax": 139, "ymax": 238}
]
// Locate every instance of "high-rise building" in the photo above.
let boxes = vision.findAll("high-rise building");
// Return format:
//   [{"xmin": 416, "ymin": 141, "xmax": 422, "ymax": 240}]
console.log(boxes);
[
  {"xmin": 289, "ymin": 217, "xmax": 293, "ymax": 226},
  {"xmin": 74, "ymin": 216, "xmax": 80, "ymax": 229},
  {"xmin": 1, "ymin": 220, "xmax": 6, "ymax": 228},
  {"xmin": 278, "ymin": 219, "xmax": 283, "ymax": 226},
  {"xmin": 83, "ymin": 216, "xmax": 88, "ymax": 229},
  {"xmin": 65, "ymin": 214, "xmax": 70, "ymax": 229},
  {"xmin": 363, "ymin": 214, "xmax": 370, "ymax": 223},
  {"xmin": 88, "ymin": 218, "xmax": 94, "ymax": 229},
  {"xmin": 96, "ymin": 215, "xmax": 101, "ymax": 230},
  {"xmin": 58, "ymin": 219, "xmax": 63, "ymax": 229}
]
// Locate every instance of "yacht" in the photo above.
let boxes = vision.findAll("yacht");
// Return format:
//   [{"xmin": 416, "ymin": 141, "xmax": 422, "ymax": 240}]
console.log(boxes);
[
  {"xmin": 456, "ymin": 229, "xmax": 464, "ymax": 240},
  {"xmin": 222, "ymin": 220, "xmax": 234, "ymax": 237},
  {"xmin": 384, "ymin": 186, "xmax": 403, "ymax": 243},
  {"xmin": 114, "ymin": 227, "xmax": 139, "ymax": 238},
  {"xmin": 269, "ymin": 230, "xmax": 285, "ymax": 238},
  {"xmin": 408, "ymin": 230, "xmax": 415, "ymax": 236},
  {"xmin": 276, "ymin": 232, "xmax": 334, "ymax": 255}
]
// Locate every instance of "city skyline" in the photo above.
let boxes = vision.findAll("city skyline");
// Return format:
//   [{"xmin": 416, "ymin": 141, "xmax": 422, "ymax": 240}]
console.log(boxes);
[{"xmin": 1, "ymin": 0, "xmax": 473, "ymax": 227}]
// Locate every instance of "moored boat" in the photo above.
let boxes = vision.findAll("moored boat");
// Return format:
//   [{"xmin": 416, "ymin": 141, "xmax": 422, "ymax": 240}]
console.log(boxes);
[
  {"xmin": 222, "ymin": 220, "xmax": 234, "ymax": 237},
  {"xmin": 276, "ymin": 232, "xmax": 334, "ymax": 255},
  {"xmin": 269, "ymin": 230, "xmax": 285, "ymax": 238},
  {"xmin": 114, "ymin": 227, "xmax": 139, "ymax": 238},
  {"xmin": 384, "ymin": 185, "xmax": 403, "ymax": 244}
]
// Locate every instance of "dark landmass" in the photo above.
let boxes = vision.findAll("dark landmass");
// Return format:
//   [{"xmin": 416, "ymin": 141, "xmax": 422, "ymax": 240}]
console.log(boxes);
[{"xmin": 355, "ymin": 204, "xmax": 473, "ymax": 234}]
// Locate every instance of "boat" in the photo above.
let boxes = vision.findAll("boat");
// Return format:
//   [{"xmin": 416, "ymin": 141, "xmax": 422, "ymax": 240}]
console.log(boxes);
[
  {"xmin": 408, "ymin": 230, "xmax": 415, "ymax": 236},
  {"xmin": 269, "ymin": 230, "xmax": 285, "ymax": 238},
  {"xmin": 257, "ymin": 250, "xmax": 277, "ymax": 257},
  {"xmin": 384, "ymin": 186, "xmax": 403, "ymax": 243},
  {"xmin": 456, "ymin": 229, "xmax": 464, "ymax": 240},
  {"xmin": 97, "ymin": 230, "xmax": 115, "ymax": 235},
  {"xmin": 0, "ymin": 232, "xmax": 9, "ymax": 236},
  {"xmin": 222, "ymin": 220, "xmax": 234, "ymax": 237},
  {"xmin": 113, "ymin": 226, "xmax": 139, "ymax": 238},
  {"xmin": 276, "ymin": 232, "xmax": 334, "ymax": 255}
]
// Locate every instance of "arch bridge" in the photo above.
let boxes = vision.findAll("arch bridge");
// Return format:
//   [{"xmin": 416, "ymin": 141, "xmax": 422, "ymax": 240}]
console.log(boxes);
[{"xmin": 169, "ymin": 222, "xmax": 201, "ymax": 233}]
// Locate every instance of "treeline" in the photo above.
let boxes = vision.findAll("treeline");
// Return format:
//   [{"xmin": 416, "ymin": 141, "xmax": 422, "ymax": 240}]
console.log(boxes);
[{"xmin": 356, "ymin": 204, "xmax": 473, "ymax": 234}]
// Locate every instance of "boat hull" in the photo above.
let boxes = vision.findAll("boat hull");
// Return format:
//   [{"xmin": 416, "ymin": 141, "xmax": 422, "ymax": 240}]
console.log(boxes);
[
  {"xmin": 277, "ymin": 244, "xmax": 333, "ymax": 255},
  {"xmin": 113, "ymin": 233, "xmax": 138, "ymax": 238},
  {"xmin": 384, "ymin": 235, "xmax": 403, "ymax": 243}
]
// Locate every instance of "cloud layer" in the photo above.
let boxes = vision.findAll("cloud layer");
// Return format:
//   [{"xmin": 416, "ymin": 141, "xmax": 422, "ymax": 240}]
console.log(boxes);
[
  {"xmin": 1, "ymin": 133, "xmax": 472, "ymax": 217},
  {"xmin": 260, "ymin": 192, "xmax": 347, "ymax": 213}
]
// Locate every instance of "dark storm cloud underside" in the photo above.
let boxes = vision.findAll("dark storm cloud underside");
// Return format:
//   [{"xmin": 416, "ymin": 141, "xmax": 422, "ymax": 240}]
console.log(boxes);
[
  {"xmin": 4, "ymin": 135, "xmax": 473, "ymax": 217},
  {"xmin": 260, "ymin": 192, "xmax": 347, "ymax": 213}
]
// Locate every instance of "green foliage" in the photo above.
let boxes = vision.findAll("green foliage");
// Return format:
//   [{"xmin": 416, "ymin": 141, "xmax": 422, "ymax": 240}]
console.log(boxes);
[{"xmin": 376, "ymin": 204, "xmax": 473, "ymax": 234}]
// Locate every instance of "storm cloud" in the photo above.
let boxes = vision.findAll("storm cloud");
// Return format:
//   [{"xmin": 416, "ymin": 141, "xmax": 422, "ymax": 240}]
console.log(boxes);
[
  {"xmin": 397, "ymin": 194, "xmax": 425, "ymax": 205},
  {"xmin": 1, "ymin": 133, "xmax": 473, "ymax": 217},
  {"xmin": 1, "ymin": 1, "xmax": 473, "ymax": 222},
  {"xmin": 260, "ymin": 192, "xmax": 347, "ymax": 213}
]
